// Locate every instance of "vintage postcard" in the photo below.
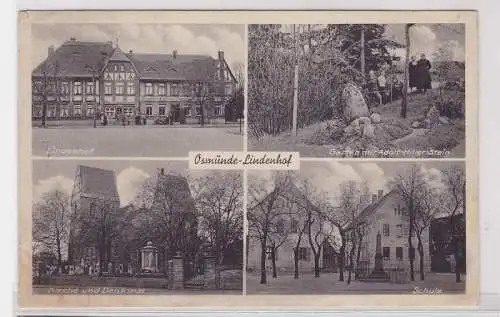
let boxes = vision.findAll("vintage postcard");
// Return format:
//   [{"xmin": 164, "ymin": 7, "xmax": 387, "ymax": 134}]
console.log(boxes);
[{"xmin": 18, "ymin": 11, "xmax": 478, "ymax": 309}]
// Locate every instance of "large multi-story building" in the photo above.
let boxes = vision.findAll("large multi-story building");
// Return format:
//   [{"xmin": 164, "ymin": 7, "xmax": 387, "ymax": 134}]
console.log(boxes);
[{"xmin": 32, "ymin": 38, "xmax": 238, "ymax": 124}]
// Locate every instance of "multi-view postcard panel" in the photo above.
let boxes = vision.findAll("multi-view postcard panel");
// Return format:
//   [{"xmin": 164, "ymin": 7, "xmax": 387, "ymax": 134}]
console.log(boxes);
[
  {"xmin": 30, "ymin": 23, "xmax": 245, "ymax": 157},
  {"xmin": 18, "ymin": 11, "xmax": 477, "ymax": 309},
  {"xmin": 31, "ymin": 160, "xmax": 243, "ymax": 294}
]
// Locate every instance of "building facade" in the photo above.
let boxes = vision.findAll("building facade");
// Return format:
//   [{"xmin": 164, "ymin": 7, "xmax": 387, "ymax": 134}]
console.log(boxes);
[
  {"xmin": 353, "ymin": 189, "xmax": 432, "ymax": 277},
  {"xmin": 32, "ymin": 38, "xmax": 238, "ymax": 124}
]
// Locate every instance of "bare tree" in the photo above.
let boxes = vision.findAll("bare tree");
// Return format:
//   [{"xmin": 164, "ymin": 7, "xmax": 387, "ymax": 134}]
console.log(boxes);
[
  {"xmin": 193, "ymin": 172, "xmax": 243, "ymax": 265},
  {"xmin": 247, "ymin": 171, "xmax": 292, "ymax": 284},
  {"xmin": 413, "ymin": 185, "xmax": 441, "ymax": 280},
  {"xmin": 32, "ymin": 61, "xmax": 61, "ymax": 128},
  {"xmin": 335, "ymin": 181, "xmax": 370, "ymax": 284},
  {"xmin": 442, "ymin": 165, "xmax": 466, "ymax": 282},
  {"xmin": 267, "ymin": 218, "xmax": 289, "ymax": 278},
  {"xmin": 32, "ymin": 189, "xmax": 71, "ymax": 272},
  {"xmin": 394, "ymin": 164, "xmax": 425, "ymax": 282}
]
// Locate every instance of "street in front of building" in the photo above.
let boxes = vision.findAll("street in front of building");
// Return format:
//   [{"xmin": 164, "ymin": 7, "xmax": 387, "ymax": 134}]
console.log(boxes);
[{"xmin": 33, "ymin": 125, "xmax": 243, "ymax": 157}]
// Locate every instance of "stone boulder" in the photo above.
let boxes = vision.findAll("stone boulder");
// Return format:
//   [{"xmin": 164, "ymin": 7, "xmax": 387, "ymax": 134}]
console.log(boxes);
[
  {"xmin": 341, "ymin": 83, "xmax": 370, "ymax": 122},
  {"xmin": 343, "ymin": 118, "xmax": 362, "ymax": 138},
  {"xmin": 370, "ymin": 113, "xmax": 382, "ymax": 124},
  {"xmin": 359, "ymin": 116, "xmax": 371, "ymax": 126},
  {"xmin": 362, "ymin": 123, "xmax": 376, "ymax": 139},
  {"xmin": 412, "ymin": 121, "xmax": 421, "ymax": 128}
]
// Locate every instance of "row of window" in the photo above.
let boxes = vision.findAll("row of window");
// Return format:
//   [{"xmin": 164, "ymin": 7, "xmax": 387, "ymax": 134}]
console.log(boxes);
[
  {"xmin": 33, "ymin": 105, "xmax": 94, "ymax": 117},
  {"xmin": 33, "ymin": 81, "xmax": 98, "ymax": 96},
  {"xmin": 382, "ymin": 246, "xmax": 415, "ymax": 261},
  {"xmin": 382, "ymin": 223, "xmax": 408, "ymax": 238},
  {"xmin": 265, "ymin": 246, "xmax": 311, "ymax": 261},
  {"xmin": 143, "ymin": 104, "xmax": 223, "ymax": 117}
]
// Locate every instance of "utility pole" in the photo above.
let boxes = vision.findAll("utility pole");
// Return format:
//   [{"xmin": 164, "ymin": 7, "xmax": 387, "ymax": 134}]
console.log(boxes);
[
  {"xmin": 360, "ymin": 25, "xmax": 365, "ymax": 75},
  {"xmin": 292, "ymin": 24, "xmax": 299, "ymax": 137},
  {"xmin": 401, "ymin": 23, "xmax": 414, "ymax": 119}
]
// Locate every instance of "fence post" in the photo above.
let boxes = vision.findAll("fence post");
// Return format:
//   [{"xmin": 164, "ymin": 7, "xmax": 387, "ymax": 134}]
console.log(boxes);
[
  {"xmin": 203, "ymin": 254, "xmax": 217, "ymax": 289},
  {"xmin": 172, "ymin": 252, "xmax": 184, "ymax": 290}
]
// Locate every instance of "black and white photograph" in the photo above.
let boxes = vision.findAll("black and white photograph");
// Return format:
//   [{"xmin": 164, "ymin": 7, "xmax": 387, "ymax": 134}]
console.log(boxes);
[
  {"xmin": 246, "ymin": 161, "xmax": 466, "ymax": 294},
  {"xmin": 31, "ymin": 24, "xmax": 245, "ymax": 157},
  {"xmin": 248, "ymin": 24, "xmax": 466, "ymax": 158},
  {"xmin": 31, "ymin": 160, "xmax": 243, "ymax": 294}
]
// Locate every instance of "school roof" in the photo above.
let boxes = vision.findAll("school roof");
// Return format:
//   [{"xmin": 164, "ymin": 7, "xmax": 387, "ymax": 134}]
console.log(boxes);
[{"xmin": 32, "ymin": 39, "xmax": 228, "ymax": 82}]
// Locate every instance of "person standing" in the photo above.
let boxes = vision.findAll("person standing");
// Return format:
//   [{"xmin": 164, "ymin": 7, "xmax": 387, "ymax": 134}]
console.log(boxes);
[
  {"xmin": 377, "ymin": 70, "xmax": 388, "ymax": 104},
  {"xmin": 408, "ymin": 55, "xmax": 417, "ymax": 91},
  {"xmin": 415, "ymin": 53, "xmax": 432, "ymax": 93}
]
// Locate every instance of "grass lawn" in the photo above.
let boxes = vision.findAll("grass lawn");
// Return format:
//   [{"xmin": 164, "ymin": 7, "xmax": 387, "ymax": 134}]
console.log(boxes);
[
  {"xmin": 249, "ymin": 89, "xmax": 465, "ymax": 158},
  {"xmin": 246, "ymin": 272, "xmax": 466, "ymax": 295}
]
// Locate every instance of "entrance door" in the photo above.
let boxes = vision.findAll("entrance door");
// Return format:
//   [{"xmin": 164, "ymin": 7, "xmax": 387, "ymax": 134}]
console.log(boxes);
[{"xmin": 172, "ymin": 104, "xmax": 180, "ymax": 123}]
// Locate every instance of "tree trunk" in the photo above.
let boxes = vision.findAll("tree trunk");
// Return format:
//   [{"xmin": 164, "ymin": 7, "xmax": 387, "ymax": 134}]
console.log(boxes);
[
  {"xmin": 260, "ymin": 241, "xmax": 267, "ymax": 284},
  {"xmin": 454, "ymin": 238, "xmax": 461, "ymax": 283},
  {"xmin": 314, "ymin": 253, "xmax": 321, "ymax": 278},
  {"xmin": 347, "ymin": 243, "xmax": 356, "ymax": 285},
  {"xmin": 56, "ymin": 238, "xmax": 63, "ymax": 273},
  {"xmin": 401, "ymin": 24, "xmax": 412, "ymax": 118},
  {"xmin": 417, "ymin": 235, "xmax": 425, "ymax": 281},
  {"xmin": 355, "ymin": 235, "xmax": 363, "ymax": 280},
  {"xmin": 408, "ymin": 219, "xmax": 415, "ymax": 281},
  {"xmin": 271, "ymin": 247, "xmax": 277, "ymax": 278},
  {"xmin": 293, "ymin": 248, "xmax": 299, "ymax": 279},
  {"xmin": 339, "ymin": 233, "xmax": 346, "ymax": 281}
]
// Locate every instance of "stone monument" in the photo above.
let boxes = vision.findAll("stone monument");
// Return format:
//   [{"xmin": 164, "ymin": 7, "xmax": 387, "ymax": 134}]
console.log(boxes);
[
  {"xmin": 368, "ymin": 232, "xmax": 389, "ymax": 281},
  {"xmin": 140, "ymin": 241, "xmax": 159, "ymax": 273}
]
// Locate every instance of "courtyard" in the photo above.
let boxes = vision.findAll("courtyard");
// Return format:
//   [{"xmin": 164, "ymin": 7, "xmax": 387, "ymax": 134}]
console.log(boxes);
[
  {"xmin": 246, "ymin": 272, "xmax": 466, "ymax": 295},
  {"xmin": 32, "ymin": 125, "xmax": 243, "ymax": 157}
]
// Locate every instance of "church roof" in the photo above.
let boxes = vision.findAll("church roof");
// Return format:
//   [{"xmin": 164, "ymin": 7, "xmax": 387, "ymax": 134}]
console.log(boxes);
[
  {"xmin": 151, "ymin": 173, "xmax": 196, "ymax": 214},
  {"xmin": 76, "ymin": 165, "xmax": 120, "ymax": 202}
]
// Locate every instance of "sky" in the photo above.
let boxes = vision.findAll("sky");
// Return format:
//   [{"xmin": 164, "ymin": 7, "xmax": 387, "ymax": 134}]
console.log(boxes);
[
  {"xmin": 384, "ymin": 23, "xmax": 465, "ymax": 62},
  {"xmin": 31, "ymin": 23, "xmax": 245, "ymax": 72},
  {"xmin": 248, "ymin": 161, "xmax": 465, "ymax": 204},
  {"xmin": 280, "ymin": 23, "xmax": 465, "ymax": 62},
  {"xmin": 32, "ymin": 160, "xmax": 218, "ymax": 207}
]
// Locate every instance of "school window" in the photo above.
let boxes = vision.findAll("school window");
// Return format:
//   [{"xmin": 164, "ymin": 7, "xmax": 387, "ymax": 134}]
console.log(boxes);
[
  {"xmin": 275, "ymin": 219, "xmax": 285, "ymax": 234},
  {"xmin": 383, "ymin": 247, "xmax": 390, "ymax": 259},
  {"xmin": 383, "ymin": 224, "xmax": 390, "ymax": 237},
  {"xmin": 119, "ymin": 65, "xmax": 124, "ymax": 72},
  {"xmin": 60, "ymin": 108, "xmax": 69, "ymax": 118},
  {"xmin": 299, "ymin": 247, "xmax": 310, "ymax": 261},
  {"xmin": 86, "ymin": 82, "xmax": 94, "ymax": 95},
  {"xmin": 73, "ymin": 81, "xmax": 82, "ymax": 95},
  {"xmin": 171, "ymin": 84, "xmax": 179, "ymax": 96},
  {"xmin": 145, "ymin": 83, "xmax": 153, "ymax": 95},
  {"xmin": 290, "ymin": 218, "xmax": 298, "ymax": 233},
  {"xmin": 146, "ymin": 106, "xmax": 153, "ymax": 116},
  {"xmin": 115, "ymin": 83, "xmax": 124, "ymax": 95},
  {"xmin": 195, "ymin": 106, "xmax": 201, "ymax": 116},
  {"xmin": 396, "ymin": 247, "xmax": 403, "ymax": 260},
  {"xmin": 396, "ymin": 224, "xmax": 403, "ymax": 238},
  {"xmin": 127, "ymin": 83, "xmax": 135, "ymax": 95},
  {"xmin": 158, "ymin": 83, "xmax": 166, "ymax": 96},
  {"xmin": 104, "ymin": 82, "xmax": 112, "ymax": 95},
  {"xmin": 159, "ymin": 106, "xmax": 166, "ymax": 116},
  {"xmin": 225, "ymin": 83, "xmax": 233, "ymax": 95}
]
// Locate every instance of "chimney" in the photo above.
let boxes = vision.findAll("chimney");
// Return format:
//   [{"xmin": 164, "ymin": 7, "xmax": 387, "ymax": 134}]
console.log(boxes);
[
  {"xmin": 128, "ymin": 49, "xmax": 133, "ymax": 54},
  {"xmin": 48, "ymin": 45, "xmax": 55, "ymax": 57},
  {"xmin": 218, "ymin": 51, "xmax": 224, "ymax": 61},
  {"xmin": 70, "ymin": 37, "xmax": 76, "ymax": 42},
  {"xmin": 160, "ymin": 168, "xmax": 164, "ymax": 176},
  {"xmin": 372, "ymin": 194, "xmax": 377, "ymax": 204},
  {"xmin": 172, "ymin": 49, "xmax": 177, "ymax": 59},
  {"xmin": 378, "ymin": 189, "xmax": 384, "ymax": 200}
]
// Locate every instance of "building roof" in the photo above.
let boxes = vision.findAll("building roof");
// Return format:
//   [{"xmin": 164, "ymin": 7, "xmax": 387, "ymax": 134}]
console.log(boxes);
[
  {"xmin": 127, "ymin": 53, "xmax": 217, "ymax": 81},
  {"xmin": 32, "ymin": 39, "xmax": 224, "ymax": 82},
  {"xmin": 77, "ymin": 165, "xmax": 120, "ymax": 202},
  {"xmin": 344, "ymin": 189, "xmax": 398, "ymax": 231},
  {"xmin": 32, "ymin": 40, "xmax": 115, "ymax": 78}
]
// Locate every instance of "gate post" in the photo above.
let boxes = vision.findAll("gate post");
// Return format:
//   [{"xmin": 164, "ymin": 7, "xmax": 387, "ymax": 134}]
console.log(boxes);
[
  {"xmin": 172, "ymin": 252, "xmax": 184, "ymax": 289},
  {"xmin": 203, "ymin": 254, "xmax": 216, "ymax": 289}
]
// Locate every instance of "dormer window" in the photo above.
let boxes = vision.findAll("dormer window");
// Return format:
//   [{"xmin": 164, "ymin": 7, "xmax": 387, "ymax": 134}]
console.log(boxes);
[
  {"xmin": 145, "ymin": 66, "xmax": 159, "ymax": 72},
  {"xmin": 167, "ymin": 67, "xmax": 178, "ymax": 72}
]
